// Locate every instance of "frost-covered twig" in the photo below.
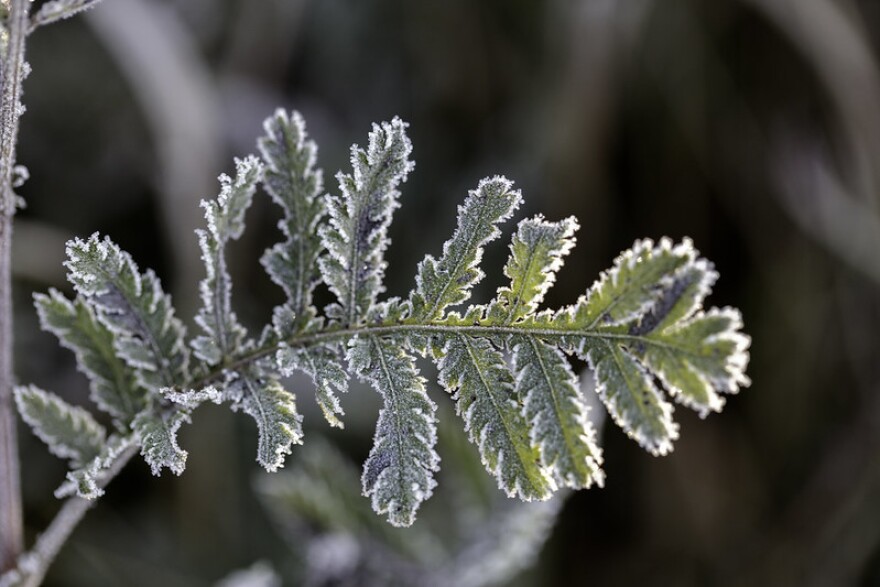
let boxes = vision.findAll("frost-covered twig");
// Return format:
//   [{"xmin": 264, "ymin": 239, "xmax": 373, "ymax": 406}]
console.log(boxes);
[
  {"xmin": 0, "ymin": 0, "xmax": 30, "ymax": 572},
  {"xmin": 4, "ymin": 440, "xmax": 138, "ymax": 587}
]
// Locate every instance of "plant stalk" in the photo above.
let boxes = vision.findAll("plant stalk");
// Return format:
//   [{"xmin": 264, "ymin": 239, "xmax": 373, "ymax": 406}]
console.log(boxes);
[
  {"xmin": 14, "ymin": 442, "xmax": 138, "ymax": 587},
  {"xmin": 198, "ymin": 321, "xmax": 683, "ymax": 392},
  {"xmin": 0, "ymin": 0, "xmax": 30, "ymax": 573}
]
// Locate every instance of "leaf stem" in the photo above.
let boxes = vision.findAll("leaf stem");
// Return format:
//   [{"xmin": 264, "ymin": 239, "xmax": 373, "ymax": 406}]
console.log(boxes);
[
  {"xmin": 0, "ymin": 0, "xmax": 30, "ymax": 572},
  {"xmin": 15, "ymin": 441, "xmax": 138, "ymax": 587},
  {"xmin": 191, "ymin": 321, "xmax": 677, "ymax": 391}
]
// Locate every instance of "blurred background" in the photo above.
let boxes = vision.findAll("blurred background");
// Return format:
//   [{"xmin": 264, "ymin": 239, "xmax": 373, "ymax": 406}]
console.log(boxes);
[{"xmin": 12, "ymin": 0, "xmax": 880, "ymax": 585}]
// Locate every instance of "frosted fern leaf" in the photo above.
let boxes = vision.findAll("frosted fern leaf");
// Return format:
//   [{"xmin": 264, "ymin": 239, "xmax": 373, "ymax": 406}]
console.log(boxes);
[
  {"xmin": 485, "ymin": 216, "xmax": 578, "ymax": 324},
  {"xmin": 193, "ymin": 155, "xmax": 262, "ymax": 365},
  {"xmin": 631, "ymin": 282, "xmax": 750, "ymax": 415},
  {"xmin": 549, "ymin": 237, "xmax": 751, "ymax": 454},
  {"xmin": 159, "ymin": 365, "xmax": 302, "ymax": 472},
  {"xmin": 19, "ymin": 109, "xmax": 750, "ymax": 529},
  {"xmin": 259, "ymin": 111, "xmax": 347, "ymax": 426},
  {"xmin": 482, "ymin": 217, "xmax": 603, "ymax": 488},
  {"xmin": 409, "ymin": 176, "xmax": 520, "ymax": 322},
  {"xmin": 277, "ymin": 340, "xmax": 348, "ymax": 429},
  {"xmin": 578, "ymin": 237, "xmax": 696, "ymax": 328},
  {"xmin": 259, "ymin": 108, "xmax": 326, "ymax": 326},
  {"xmin": 512, "ymin": 336, "xmax": 603, "ymax": 489},
  {"xmin": 437, "ymin": 334, "xmax": 553, "ymax": 500},
  {"xmin": 349, "ymin": 334, "xmax": 439, "ymax": 527},
  {"xmin": 223, "ymin": 369, "xmax": 304, "ymax": 472},
  {"xmin": 35, "ymin": 288, "xmax": 145, "ymax": 424},
  {"xmin": 14, "ymin": 385, "xmax": 105, "ymax": 466},
  {"xmin": 319, "ymin": 117, "xmax": 414, "ymax": 326},
  {"xmin": 133, "ymin": 409, "xmax": 189, "ymax": 475},
  {"xmin": 65, "ymin": 233, "xmax": 189, "ymax": 391}
]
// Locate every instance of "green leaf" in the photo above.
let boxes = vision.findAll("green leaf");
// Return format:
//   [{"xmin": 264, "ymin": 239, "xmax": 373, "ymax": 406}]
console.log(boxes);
[
  {"xmin": 436, "ymin": 335, "xmax": 553, "ymax": 500},
  {"xmin": 552, "ymin": 239, "xmax": 750, "ymax": 453},
  {"xmin": 35, "ymin": 289, "xmax": 145, "ymax": 424},
  {"xmin": 485, "ymin": 216, "xmax": 577, "ymax": 325},
  {"xmin": 133, "ymin": 409, "xmax": 189, "ymax": 475},
  {"xmin": 27, "ymin": 111, "xmax": 753, "ymax": 533},
  {"xmin": 15, "ymin": 385, "xmax": 105, "ymax": 466},
  {"xmin": 636, "ymin": 307, "xmax": 751, "ymax": 416},
  {"xmin": 408, "ymin": 176, "xmax": 521, "ymax": 321},
  {"xmin": 161, "ymin": 365, "xmax": 303, "ymax": 472},
  {"xmin": 259, "ymin": 109, "xmax": 327, "ymax": 328},
  {"xmin": 348, "ymin": 335, "xmax": 439, "ymax": 527},
  {"xmin": 512, "ymin": 336, "xmax": 603, "ymax": 488},
  {"xmin": 224, "ymin": 369, "xmax": 303, "ymax": 472},
  {"xmin": 587, "ymin": 340, "xmax": 677, "ymax": 455},
  {"xmin": 277, "ymin": 342, "xmax": 348, "ymax": 429},
  {"xmin": 627, "ymin": 259, "xmax": 716, "ymax": 334},
  {"xmin": 578, "ymin": 237, "xmax": 695, "ymax": 328},
  {"xmin": 65, "ymin": 233, "xmax": 189, "ymax": 391},
  {"xmin": 319, "ymin": 117, "xmax": 414, "ymax": 326},
  {"xmin": 193, "ymin": 155, "xmax": 263, "ymax": 365}
]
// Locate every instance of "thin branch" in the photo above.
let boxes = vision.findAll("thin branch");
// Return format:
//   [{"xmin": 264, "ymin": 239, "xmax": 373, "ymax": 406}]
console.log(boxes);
[
  {"xmin": 193, "ymin": 320, "xmax": 694, "ymax": 392},
  {"xmin": 14, "ymin": 441, "xmax": 138, "ymax": 587},
  {"xmin": 0, "ymin": 0, "xmax": 30, "ymax": 572}
]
